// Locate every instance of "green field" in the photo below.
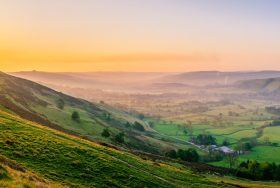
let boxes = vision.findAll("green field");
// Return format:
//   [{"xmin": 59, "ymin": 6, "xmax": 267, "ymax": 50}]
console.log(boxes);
[
  {"xmin": 0, "ymin": 109, "xmax": 245, "ymax": 188},
  {"xmin": 260, "ymin": 126, "xmax": 280, "ymax": 144},
  {"xmin": 148, "ymin": 100, "xmax": 280, "ymax": 165}
]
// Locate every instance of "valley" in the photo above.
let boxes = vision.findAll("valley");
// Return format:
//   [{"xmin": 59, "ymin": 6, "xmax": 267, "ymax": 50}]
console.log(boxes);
[{"xmin": 1, "ymin": 71, "xmax": 280, "ymax": 187}]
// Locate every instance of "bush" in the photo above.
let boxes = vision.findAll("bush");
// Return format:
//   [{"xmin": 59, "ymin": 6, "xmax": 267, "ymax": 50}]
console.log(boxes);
[
  {"xmin": 165, "ymin": 150, "xmax": 177, "ymax": 159},
  {"xmin": 133, "ymin": 122, "xmax": 145, "ymax": 132},
  {"xmin": 71, "ymin": 111, "xmax": 80, "ymax": 122},
  {"xmin": 101, "ymin": 128, "xmax": 110, "ymax": 138},
  {"xmin": 177, "ymin": 148, "xmax": 199, "ymax": 162},
  {"xmin": 238, "ymin": 160, "xmax": 280, "ymax": 181},
  {"xmin": 56, "ymin": 98, "xmax": 65, "ymax": 110},
  {"xmin": 222, "ymin": 139, "xmax": 230, "ymax": 146},
  {"xmin": 193, "ymin": 134, "xmax": 216, "ymax": 145},
  {"xmin": 115, "ymin": 132, "xmax": 125, "ymax": 143}
]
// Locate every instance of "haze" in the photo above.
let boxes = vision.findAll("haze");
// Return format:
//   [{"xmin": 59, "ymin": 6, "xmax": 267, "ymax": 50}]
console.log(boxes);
[{"xmin": 1, "ymin": 0, "xmax": 280, "ymax": 72}]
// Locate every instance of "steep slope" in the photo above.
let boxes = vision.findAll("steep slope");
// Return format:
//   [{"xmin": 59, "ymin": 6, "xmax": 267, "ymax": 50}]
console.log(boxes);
[
  {"xmin": 0, "ymin": 109, "xmax": 236, "ymax": 188},
  {"xmin": 0, "ymin": 154, "xmax": 63, "ymax": 188},
  {"xmin": 0, "ymin": 72, "xmax": 195, "ymax": 155}
]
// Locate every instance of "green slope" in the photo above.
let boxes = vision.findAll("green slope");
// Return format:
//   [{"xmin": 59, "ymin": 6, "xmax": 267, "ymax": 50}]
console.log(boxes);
[
  {"xmin": 0, "ymin": 109, "xmax": 237, "ymax": 188},
  {"xmin": 0, "ymin": 154, "xmax": 63, "ymax": 188},
  {"xmin": 0, "ymin": 72, "xmax": 187, "ymax": 155}
]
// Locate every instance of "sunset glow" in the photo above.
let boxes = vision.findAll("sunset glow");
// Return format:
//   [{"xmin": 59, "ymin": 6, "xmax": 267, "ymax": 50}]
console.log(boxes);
[{"xmin": 1, "ymin": 0, "xmax": 280, "ymax": 72}]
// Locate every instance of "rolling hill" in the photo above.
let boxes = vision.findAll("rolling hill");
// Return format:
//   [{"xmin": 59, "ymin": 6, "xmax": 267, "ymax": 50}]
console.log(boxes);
[
  {"xmin": 237, "ymin": 77, "xmax": 280, "ymax": 93},
  {"xmin": 0, "ymin": 108, "xmax": 235, "ymax": 188},
  {"xmin": 158, "ymin": 71, "xmax": 280, "ymax": 86},
  {"xmin": 1, "ymin": 72, "xmax": 280, "ymax": 187},
  {"xmin": 0, "ymin": 72, "xmax": 199, "ymax": 155},
  {"xmin": 1, "ymin": 107, "xmax": 280, "ymax": 187}
]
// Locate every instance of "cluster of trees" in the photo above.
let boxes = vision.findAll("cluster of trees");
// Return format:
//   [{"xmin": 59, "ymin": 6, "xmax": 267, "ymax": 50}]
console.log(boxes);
[
  {"xmin": 165, "ymin": 148, "xmax": 199, "ymax": 162},
  {"xmin": 235, "ymin": 139, "xmax": 257, "ymax": 152},
  {"xmin": 125, "ymin": 121, "xmax": 145, "ymax": 132},
  {"xmin": 192, "ymin": 134, "xmax": 216, "ymax": 145},
  {"xmin": 101, "ymin": 128, "xmax": 125, "ymax": 143},
  {"xmin": 238, "ymin": 160, "xmax": 280, "ymax": 181},
  {"xmin": 202, "ymin": 151, "xmax": 224, "ymax": 163},
  {"xmin": 132, "ymin": 122, "xmax": 145, "ymax": 131}
]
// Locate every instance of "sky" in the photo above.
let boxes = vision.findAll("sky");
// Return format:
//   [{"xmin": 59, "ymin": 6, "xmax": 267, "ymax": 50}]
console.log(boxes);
[{"xmin": 0, "ymin": 0, "xmax": 280, "ymax": 72}]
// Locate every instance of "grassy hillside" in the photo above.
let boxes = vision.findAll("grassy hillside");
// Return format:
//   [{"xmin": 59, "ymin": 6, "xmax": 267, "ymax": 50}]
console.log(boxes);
[
  {"xmin": 0, "ymin": 109, "xmax": 241, "ymax": 188},
  {"xmin": 0, "ymin": 72, "xmax": 192, "ymax": 155},
  {"xmin": 0, "ymin": 154, "xmax": 63, "ymax": 188}
]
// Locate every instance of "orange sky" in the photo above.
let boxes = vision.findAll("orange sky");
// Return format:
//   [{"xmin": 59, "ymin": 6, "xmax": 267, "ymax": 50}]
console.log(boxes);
[{"xmin": 1, "ymin": 0, "xmax": 280, "ymax": 72}]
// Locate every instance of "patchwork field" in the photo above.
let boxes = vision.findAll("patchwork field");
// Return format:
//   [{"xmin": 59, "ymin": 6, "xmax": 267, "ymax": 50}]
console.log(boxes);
[{"xmin": 148, "ymin": 100, "xmax": 280, "ymax": 165}]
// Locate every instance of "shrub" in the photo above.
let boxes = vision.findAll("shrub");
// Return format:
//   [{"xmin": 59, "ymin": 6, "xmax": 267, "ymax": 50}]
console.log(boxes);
[
  {"xmin": 71, "ymin": 111, "xmax": 80, "ymax": 122},
  {"xmin": 56, "ymin": 98, "xmax": 65, "ymax": 110},
  {"xmin": 194, "ymin": 134, "xmax": 216, "ymax": 145},
  {"xmin": 133, "ymin": 122, "xmax": 145, "ymax": 132},
  {"xmin": 165, "ymin": 150, "xmax": 177, "ymax": 159},
  {"xmin": 177, "ymin": 148, "xmax": 199, "ymax": 162},
  {"xmin": 101, "ymin": 128, "xmax": 110, "ymax": 138},
  {"xmin": 115, "ymin": 132, "xmax": 125, "ymax": 143}
]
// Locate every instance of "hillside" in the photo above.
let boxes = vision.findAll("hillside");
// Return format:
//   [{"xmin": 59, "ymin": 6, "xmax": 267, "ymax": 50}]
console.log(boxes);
[
  {"xmin": 0, "ymin": 72, "xmax": 198, "ymax": 155},
  {"xmin": 10, "ymin": 71, "xmax": 168, "ymax": 91},
  {"xmin": 158, "ymin": 71, "xmax": 280, "ymax": 86},
  {"xmin": 0, "ymin": 109, "xmax": 237, "ymax": 188},
  {"xmin": 0, "ymin": 154, "xmax": 63, "ymax": 188},
  {"xmin": 237, "ymin": 77, "xmax": 280, "ymax": 93},
  {"xmin": 2, "ymin": 106, "xmax": 280, "ymax": 187},
  {"xmin": 1, "ymin": 73, "xmax": 280, "ymax": 187}
]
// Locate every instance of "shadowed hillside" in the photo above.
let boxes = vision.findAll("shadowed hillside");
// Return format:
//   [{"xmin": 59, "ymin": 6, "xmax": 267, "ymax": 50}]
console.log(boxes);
[{"xmin": 0, "ymin": 72, "xmax": 201, "ymax": 155}]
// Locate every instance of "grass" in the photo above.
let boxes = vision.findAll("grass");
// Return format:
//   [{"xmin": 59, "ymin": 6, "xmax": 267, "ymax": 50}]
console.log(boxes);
[
  {"xmin": 0, "ymin": 110, "xmax": 238, "ymax": 188},
  {"xmin": 239, "ymin": 146, "xmax": 280, "ymax": 163},
  {"xmin": 0, "ymin": 156, "xmax": 63, "ymax": 188},
  {"xmin": 210, "ymin": 146, "xmax": 280, "ymax": 168},
  {"xmin": 260, "ymin": 126, "xmax": 280, "ymax": 144}
]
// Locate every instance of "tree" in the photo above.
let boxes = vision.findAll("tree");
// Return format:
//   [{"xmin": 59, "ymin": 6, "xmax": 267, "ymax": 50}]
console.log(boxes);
[
  {"xmin": 165, "ymin": 150, "xmax": 177, "ymax": 159},
  {"xmin": 133, "ymin": 121, "xmax": 145, "ymax": 131},
  {"xmin": 195, "ymin": 134, "xmax": 216, "ymax": 145},
  {"xmin": 222, "ymin": 139, "xmax": 230, "ymax": 146},
  {"xmin": 72, "ymin": 111, "xmax": 80, "ymax": 122},
  {"xmin": 115, "ymin": 132, "xmax": 125, "ymax": 143},
  {"xmin": 183, "ymin": 128, "xmax": 188, "ymax": 136},
  {"xmin": 225, "ymin": 153, "xmax": 239, "ymax": 169},
  {"xmin": 101, "ymin": 128, "xmax": 110, "ymax": 138},
  {"xmin": 177, "ymin": 148, "xmax": 199, "ymax": 162},
  {"xmin": 56, "ymin": 98, "xmax": 65, "ymax": 110}
]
